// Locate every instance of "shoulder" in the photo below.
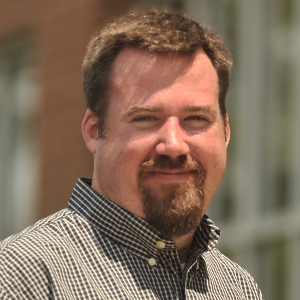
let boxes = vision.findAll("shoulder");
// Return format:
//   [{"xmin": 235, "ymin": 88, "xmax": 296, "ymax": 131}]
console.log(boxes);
[
  {"xmin": 205, "ymin": 248, "xmax": 250, "ymax": 276},
  {"xmin": 1, "ymin": 208, "xmax": 73, "ymax": 250},
  {"xmin": 0, "ymin": 209, "xmax": 82, "ymax": 298},
  {"xmin": 203, "ymin": 248, "xmax": 263, "ymax": 299}
]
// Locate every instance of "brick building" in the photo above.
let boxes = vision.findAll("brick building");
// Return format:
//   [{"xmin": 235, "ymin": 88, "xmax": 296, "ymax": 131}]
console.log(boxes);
[
  {"xmin": 0, "ymin": 0, "xmax": 140, "ymax": 234},
  {"xmin": 0, "ymin": 0, "xmax": 183, "ymax": 236}
]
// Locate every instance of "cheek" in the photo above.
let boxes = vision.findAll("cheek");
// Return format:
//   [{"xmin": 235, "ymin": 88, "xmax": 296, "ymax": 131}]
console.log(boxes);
[
  {"xmin": 198, "ymin": 146, "xmax": 227, "ymax": 214},
  {"xmin": 203, "ymin": 142, "xmax": 227, "ymax": 177},
  {"xmin": 193, "ymin": 130, "xmax": 227, "ymax": 160},
  {"xmin": 101, "ymin": 138, "xmax": 152, "ymax": 181},
  {"xmin": 193, "ymin": 134, "xmax": 227, "ymax": 184}
]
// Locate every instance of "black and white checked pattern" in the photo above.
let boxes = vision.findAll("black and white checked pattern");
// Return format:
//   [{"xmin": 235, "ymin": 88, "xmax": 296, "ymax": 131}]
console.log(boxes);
[{"xmin": 0, "ymin": 178, "xmax": 263, "ymax": 299}]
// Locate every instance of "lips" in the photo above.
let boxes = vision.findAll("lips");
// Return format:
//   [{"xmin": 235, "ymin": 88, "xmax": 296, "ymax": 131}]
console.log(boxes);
[
  {"xmin": 138, "ymin": 155, "xmax": 205, "ymax": 186},
  {"xmin": 146, "ymin": 169, "xmax": 197, "ymax": 183}
]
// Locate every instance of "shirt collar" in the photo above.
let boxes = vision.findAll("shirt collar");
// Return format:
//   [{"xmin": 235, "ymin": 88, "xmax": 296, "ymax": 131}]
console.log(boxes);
[{"xmin": 68, "ymin": 178, "xmax": 220, "ymax": 261}]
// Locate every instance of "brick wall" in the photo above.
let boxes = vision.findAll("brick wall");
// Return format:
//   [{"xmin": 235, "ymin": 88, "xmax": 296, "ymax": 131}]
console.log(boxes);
[{"xmin": 0, "ymin": 0, "xmax": 136, "ymax": 219}]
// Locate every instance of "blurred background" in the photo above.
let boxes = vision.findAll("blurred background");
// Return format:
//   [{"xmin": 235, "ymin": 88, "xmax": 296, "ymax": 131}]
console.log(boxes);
[{"xmin": 0, "ymin": 0, "xmax": 299, "ymax": 299}]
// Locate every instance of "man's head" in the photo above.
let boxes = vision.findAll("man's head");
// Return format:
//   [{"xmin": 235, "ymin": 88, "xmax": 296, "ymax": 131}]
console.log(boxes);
[
  {"xmin": 82, "ymin": 10, "xmax": 232, "ymax": 240},
  {"xmin": 82, "ymin": 10, "xmax": 232, "ymax": 137}
]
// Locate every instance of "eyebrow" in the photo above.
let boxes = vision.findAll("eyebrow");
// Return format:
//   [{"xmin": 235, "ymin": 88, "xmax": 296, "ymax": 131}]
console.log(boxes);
[
  {"xmin": 183, "ymin": 105, "xmax": 217, "ymax": 116},
  {"xmin": 122, "ymin": 105, "xmax": 160, "ymax": 118},
  {"xmin": 122, "ymin": 104, "xmax": 217, "ymax": 118}
]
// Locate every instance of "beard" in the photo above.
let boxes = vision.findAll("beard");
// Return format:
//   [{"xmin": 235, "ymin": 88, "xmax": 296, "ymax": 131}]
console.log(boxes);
[{"xmin": 138, "ymin": 155, "xmax": 206, "ymax": 239}]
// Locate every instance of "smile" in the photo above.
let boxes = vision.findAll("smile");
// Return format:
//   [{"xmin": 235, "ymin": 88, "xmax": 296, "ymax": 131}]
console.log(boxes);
[{"xmin": 147, "ymin": 170, "xmax": 196, "ymax": 183}]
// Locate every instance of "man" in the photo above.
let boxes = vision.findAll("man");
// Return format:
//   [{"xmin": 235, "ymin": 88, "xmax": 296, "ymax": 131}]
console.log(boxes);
[{"xmin": 0, "ymin": 10, "xmax": 263, "ymax": 299}]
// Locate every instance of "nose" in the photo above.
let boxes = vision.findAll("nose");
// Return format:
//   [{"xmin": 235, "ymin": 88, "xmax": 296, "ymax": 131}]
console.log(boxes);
[{"xmin": 155, "ymin": 117, "xmax": 189, "ymax": 159}]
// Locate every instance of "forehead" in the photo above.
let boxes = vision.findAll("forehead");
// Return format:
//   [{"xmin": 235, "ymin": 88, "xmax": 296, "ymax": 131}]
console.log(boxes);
[{"xmin": 110, "ymin": 48, "xmax": 218, "ymax": 107}]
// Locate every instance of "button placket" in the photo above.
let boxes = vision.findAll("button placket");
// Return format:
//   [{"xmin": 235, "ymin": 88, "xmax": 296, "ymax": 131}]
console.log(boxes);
[
  {"xmin": 147, "ymin": 241, "xmax": 167, "ymax": 268},
  {"xmin": 156, "ymin": 241, "xmax": 166, "ymax": 250},
  {"xmin": 148, "ymin": 257, "xmax": 157, "ymax": 266}
]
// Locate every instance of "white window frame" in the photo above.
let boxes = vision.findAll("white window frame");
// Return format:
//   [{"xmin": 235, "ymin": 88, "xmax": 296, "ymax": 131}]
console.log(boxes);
[{"xmin": 0, "ymin": 37, "xmax": 39, "ymax": 239}]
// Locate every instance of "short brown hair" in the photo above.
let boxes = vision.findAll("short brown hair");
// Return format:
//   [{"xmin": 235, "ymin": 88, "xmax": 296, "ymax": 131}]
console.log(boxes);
[{"xmin": 82, "ymin": 10, "xmax": 232, "ymax": 137}]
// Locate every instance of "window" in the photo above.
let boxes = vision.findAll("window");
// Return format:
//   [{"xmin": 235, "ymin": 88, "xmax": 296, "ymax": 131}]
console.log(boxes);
[
  {"xmin": 183, "ymin": 1, "xmax": 300, "ymax": 299},
  {"xmin": 0, "ymin": 36, "xmax": 39, "ymax": 239}
]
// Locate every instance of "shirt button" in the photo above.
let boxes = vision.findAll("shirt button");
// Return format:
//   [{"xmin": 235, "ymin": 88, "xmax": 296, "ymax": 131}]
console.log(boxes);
[
  {"xmin": 156, "ymin": 241, "xmax": 166, "ymax": 249},
  {"xmin": 148, "ymin": 258, "xmax": 156, "ymax": 266}
]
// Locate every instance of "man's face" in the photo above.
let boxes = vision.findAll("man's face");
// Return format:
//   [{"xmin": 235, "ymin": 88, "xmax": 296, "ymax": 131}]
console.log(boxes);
[{"xmin": 84, "ymin": 48, "xmax": 230, "ymax": 239}]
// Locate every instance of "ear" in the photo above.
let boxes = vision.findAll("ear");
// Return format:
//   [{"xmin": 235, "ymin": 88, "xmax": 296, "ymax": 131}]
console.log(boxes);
[
  {"xmin": 224, "ymin": 113, "xmax": 230, "ymax": 147},
  {"xmin": 82, "ymin": 109, "xmax": 99, "ymax": 154}
]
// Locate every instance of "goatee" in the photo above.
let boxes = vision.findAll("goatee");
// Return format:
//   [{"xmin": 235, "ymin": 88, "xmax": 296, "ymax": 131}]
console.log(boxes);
[{"xmin": 139, "ymin": 155, "xmax": 205, "ymax": 239}]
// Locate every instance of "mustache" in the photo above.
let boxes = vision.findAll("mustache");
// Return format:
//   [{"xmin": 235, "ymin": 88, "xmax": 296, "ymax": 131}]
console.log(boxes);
[{"xmin": 138, "ymin": 155, "xmax": 205, "ymax": 183}]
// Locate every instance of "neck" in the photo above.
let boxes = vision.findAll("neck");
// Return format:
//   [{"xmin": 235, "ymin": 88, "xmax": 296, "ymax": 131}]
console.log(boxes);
[{"xmin": 173, "ymin": 230, "xmax": 196, "ymax": 263}]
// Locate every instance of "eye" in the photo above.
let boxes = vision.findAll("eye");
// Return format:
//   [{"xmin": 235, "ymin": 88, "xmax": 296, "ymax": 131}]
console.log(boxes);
[
  {"xmin": 184, "ymin": 115, "xmax": 210, "ymax": 129},
  {"xmin": 132, "ymin": 115, "xmax": 158, "ymax": 122},
  {"xmin": 186, "ymin": 115, "xmax": 207, "ymax": 121},
  {"xmin": 185, "ymin": 115, "xmax": 209, "ymax": 122},
  {"xmin": 131, "ymin": 115, "xmax": 160, "ymax": 128}
]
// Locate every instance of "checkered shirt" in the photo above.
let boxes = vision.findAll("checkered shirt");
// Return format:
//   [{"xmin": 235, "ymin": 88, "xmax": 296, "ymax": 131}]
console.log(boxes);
[{"xmin": 0, "ymin": 178, "xmax": 263, "ymax": 299}]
